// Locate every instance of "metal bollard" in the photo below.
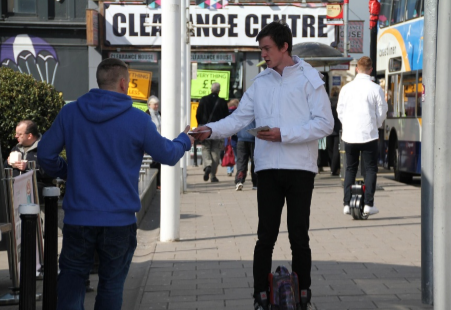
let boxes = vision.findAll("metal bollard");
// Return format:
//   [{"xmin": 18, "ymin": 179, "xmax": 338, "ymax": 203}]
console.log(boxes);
[
  {"xmin": 19, "ymin": 203, "xmax": 40, "ymax": 310},
  {"xmin": 42, "ymin": 187, "xmax": 60, "ymax": 310}
]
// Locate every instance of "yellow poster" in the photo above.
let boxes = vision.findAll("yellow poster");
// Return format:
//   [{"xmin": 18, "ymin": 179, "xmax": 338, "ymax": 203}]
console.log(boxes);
[
  {"xmin": 190, "ymin": 102, "xmax": 199, "ymax": 129},
  {"xmin": 191, "ymin": 70, "xmax": 230, "ymax": 100},
  {"xmin": 128, "ymin": 69, "xmax": 152, "ymax": 100}
]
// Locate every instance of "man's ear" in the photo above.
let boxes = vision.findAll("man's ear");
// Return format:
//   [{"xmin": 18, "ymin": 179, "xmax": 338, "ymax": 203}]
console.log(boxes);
[{"xmin": 282, "ymin": 42, "xmax": 289, "ymax": 54}]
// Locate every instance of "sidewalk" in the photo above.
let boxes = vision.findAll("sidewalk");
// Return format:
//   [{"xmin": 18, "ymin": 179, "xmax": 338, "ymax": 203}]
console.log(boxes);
[
  {"xmin": 133, "ymin": 165, "xmax": 432, "ymax": 310},
  {"xmin": 0, "ymin": 165, "xmax": 432, "ymax": 310}
]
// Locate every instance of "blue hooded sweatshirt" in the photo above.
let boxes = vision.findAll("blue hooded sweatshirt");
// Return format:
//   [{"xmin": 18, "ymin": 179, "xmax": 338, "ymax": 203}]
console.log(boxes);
[{"xmin": 38, "ymin": 89, "xmax": 191, "ymax": 227}]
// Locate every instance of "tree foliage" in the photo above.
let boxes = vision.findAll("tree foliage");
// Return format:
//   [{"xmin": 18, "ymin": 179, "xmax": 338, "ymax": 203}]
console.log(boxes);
[{"xmin": 0, "ymin": 67, "xmax": 64, "ymax": 160}]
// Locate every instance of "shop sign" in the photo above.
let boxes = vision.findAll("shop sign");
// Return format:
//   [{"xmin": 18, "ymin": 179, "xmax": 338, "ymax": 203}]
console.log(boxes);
[
  {"xmin": 128, "ymin": 69, "xmax": 152, "ymax": 100},
  {"xmin": 191, "ymin": 70, "xmax": 230, "ymax": 100},
  {"xmin": 191, "ymin": 53, "xmax": 235, "ymax": 63},
  {"xmin": 109, "ymin": 52, "xmax": 158, "ymax": 63},
  {"xmin": 332, "ymin": 76, "xmax": 341, "ymax": 86},
  {"xmin": 338, "ymin": 21, "xmax": 364, "ymax": 53},
  {"xmin": 104, "ymin": 4, "xmax": 335, "ymax": 47},
  {"xmin": 330, "ymin": 63, "xmax": 350, "ymax": 70}
]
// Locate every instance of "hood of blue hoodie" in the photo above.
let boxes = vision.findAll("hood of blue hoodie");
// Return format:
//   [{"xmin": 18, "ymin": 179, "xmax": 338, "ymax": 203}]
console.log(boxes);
[{"xmin": 76, "ymin": 89, "xmax": 133, "ymax": 123}]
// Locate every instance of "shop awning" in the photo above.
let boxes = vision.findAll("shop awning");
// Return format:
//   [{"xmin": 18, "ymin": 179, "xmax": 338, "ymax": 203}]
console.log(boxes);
[{"xmin": 257, "ymin": 42, "xmax": 353, "ymax": 68}]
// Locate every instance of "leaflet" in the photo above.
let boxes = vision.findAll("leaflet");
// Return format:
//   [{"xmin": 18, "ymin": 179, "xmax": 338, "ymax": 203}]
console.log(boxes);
[{"xmin": 247, "ymin": 126, "xmax": 270, "ymax": 137}]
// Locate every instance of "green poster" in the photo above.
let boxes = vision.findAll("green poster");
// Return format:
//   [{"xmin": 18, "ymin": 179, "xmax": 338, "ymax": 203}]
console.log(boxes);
[{"xmin": 191, "ymin": 70, "xmax": 230, "ymax": 100}]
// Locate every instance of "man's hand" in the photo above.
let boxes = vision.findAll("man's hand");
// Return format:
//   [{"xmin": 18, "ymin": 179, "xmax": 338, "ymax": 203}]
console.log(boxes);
[
  {"xmin": 190, "ymin": 126, "xmax": 212, "ymax": 142},
  {"xmin": 183, "ymin": 125, "xmax": 195, "ymax": 146},
  {"xmin": 14, "ymin": 161, "xmax": 28, "ymax": 171},
  {"xmin": 257, "ymin": 127, "xmax": 281, "ymax": 142}
]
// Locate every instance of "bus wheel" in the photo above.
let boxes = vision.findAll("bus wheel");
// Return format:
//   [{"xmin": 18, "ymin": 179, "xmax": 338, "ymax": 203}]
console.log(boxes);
[{"xmin": 394, "ymin": 141, "xmax": 413, "ymax": 183}]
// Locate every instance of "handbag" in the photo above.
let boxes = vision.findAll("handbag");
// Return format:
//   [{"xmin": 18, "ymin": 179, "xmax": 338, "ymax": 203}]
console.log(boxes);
[{"xmin": 221, "ymin": 138, "xmax": 235, "ymax": 167}]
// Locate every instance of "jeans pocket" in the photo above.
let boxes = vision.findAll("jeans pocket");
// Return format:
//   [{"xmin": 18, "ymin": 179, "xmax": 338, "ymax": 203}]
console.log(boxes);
[
  {"xmin": 62, "ymin": 224, "xmax": 87, "ymax": 262},
  {"xmin": 102, "ymin": 224, "xmax": 136, "ymax": 260}
]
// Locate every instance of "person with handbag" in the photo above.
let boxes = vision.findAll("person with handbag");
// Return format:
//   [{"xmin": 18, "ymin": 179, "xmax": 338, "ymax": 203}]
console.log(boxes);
[{"xmin": 196, "ymin": 82, "xmax": 229, "ymax": 182}]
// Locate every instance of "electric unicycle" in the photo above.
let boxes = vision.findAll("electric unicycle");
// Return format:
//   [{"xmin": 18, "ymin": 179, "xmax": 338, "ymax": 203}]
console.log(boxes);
[{"xmin": 349, "ymin": 181, "xmax": 368, "ymax": 220}]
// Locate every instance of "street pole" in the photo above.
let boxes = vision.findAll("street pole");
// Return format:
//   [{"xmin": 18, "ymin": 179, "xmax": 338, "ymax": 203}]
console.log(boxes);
[
  {"xmin": 422, "ymin": 0, "xmax": 437, "ymax": 305},
  {"xmin": 160, "ymin": 0, "xmax": 181, "ymax": 242},
  {"xmin": 185, "ymin": 0, "xmax": 192, "ymax": 191},
  {"xmin": 343, "ymin": 0, "xmax": 349, "ymax": 57},
  {"xmin": 180, "ymin": 0, "xmax": 187, "ymax": 193},
  {"xmin": 433, "ymin": 0, "xmax": 451, "ymax": 308}
]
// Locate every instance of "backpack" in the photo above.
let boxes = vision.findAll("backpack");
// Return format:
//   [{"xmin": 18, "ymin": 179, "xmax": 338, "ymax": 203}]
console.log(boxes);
[{"xmin": 268, "ymin": 266, "xmax": 300, "ymax": 310}]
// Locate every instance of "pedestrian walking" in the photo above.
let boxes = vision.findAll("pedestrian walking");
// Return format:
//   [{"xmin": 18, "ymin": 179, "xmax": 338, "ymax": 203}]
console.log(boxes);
[
  {"xmin": 234, "ymin": 120, "xmax": 257, "ymax": 191},
  {"xmin": 337, "ymin": 56, "xmax": 388, "ymax": 216},
  {"xmin": 192, "ymin": 21, "xmax": 333, "ymax": 310},
  {"xmin": 326, "ymin": 97, "xmax": 341, "ymax": 176},
  {"xmin": 38, "ymin": 58, "xmax": 193, "ymax": 310},
  {"xmin": 146, "ymin": 95, "xmax": 162, "ymax": 189},
  {"xmin": 225, "ymin": 99, "xmax": 239, "ymax": 176},
  {"xmin": 196, "ymin": 82, "xmax": 229, "ymax": 182}
]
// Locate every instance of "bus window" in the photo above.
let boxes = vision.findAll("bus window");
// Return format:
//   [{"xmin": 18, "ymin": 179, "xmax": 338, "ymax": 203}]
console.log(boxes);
[
  {"xmin": 406, "ymin": 0, "xmax": 422, "ymax": 20},
  {"xmin": 379, "ymin": 0, "xmax": 392, "ymax": 27},
  {"xmin": 402, "ymin": 73, "xmax": 417, "ymax": 117},
  {"xmin": 421, "ymin": 0, "xmax": 424, "ymax": 16},
  {"xmin": 388, "ymin": 75, "xmax": 396, "ymax": 117},
  {"xmin": 417, "ymin": 77, "xmax": 423, "ymax": 117},
  {"xmin": 391, "ymin": 0, "xmax": 406, "ymax": 24}
]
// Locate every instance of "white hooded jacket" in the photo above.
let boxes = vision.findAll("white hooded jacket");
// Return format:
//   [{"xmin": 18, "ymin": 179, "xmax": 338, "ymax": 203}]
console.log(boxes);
[
  {"xmin": 337, "ymin": 73, "xmax": 388, "ymax": 143},
  {"xmin": 207, "ymin": 56, "xmax": 334, "ymax": 173}
]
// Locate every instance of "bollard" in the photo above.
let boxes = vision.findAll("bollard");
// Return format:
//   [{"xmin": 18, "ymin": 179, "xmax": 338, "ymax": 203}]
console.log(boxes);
[
  {"xmin": 19, "ymin": 203, "xmax": 40, "ymax": 310},
  {"xmin": 42, "ymin": 187, "xmax": 60, "ymax": 310}
]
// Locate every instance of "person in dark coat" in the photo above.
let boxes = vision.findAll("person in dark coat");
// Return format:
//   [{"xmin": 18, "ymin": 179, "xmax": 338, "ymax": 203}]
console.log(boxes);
[
  {"xmin": 326, "ymin": 98, "xmax": 342, "ymax": 175},
  {"xmin": 196, "ymin": 82, "xmax": 229, "ymax": 182}
]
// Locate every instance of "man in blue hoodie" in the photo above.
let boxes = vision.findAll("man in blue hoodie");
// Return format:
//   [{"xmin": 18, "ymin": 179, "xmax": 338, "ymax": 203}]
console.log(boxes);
[{"xmin": 38, "ymin": 58, "xmax": 193, "ymax": 310}]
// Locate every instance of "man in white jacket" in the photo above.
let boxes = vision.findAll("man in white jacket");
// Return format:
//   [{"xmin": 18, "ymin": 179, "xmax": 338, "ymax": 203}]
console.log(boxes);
[
  {"xmin": 337, "ymin": 56, "xmax": 388, "ymax": 216},
  {"xmin": 192, "ymin": 21, "xmax": 333, "ymax": 310}
]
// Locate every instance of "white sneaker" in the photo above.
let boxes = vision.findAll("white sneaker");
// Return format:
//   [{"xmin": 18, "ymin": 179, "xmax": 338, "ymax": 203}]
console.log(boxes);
[
  {"xmin": 343, "ymin": 205, "xmax": 351, "ymax": 215},
  {"xmin": 235, "ymin": 183, "xmax": 243, "ymax": 191},
  {"xmin": 363, "ymin": 205, "xmax": 379, "ymax": 215}
]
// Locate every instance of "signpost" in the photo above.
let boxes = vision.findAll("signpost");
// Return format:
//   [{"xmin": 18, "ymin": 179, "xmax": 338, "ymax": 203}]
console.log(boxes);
[
  {"xmin": 191, "ymin": 70, "xmax": 230, "ymax": 100},
  {"xmin": 127, "ymin": 69, "xmax": 152, "ymax": 101}
]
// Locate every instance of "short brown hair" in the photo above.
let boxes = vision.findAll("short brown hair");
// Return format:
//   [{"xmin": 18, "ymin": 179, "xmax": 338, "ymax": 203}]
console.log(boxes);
[
  {"xmin": 357, "ymin": 56, "xmax": 372, "ymax": 72},
  {"xmin": 17, "ymin": 120, "xmax": 39, "ymax": 137},
  {"xmin": 96, "ymin": 58, "xmax": 129, "ymax": 89}
]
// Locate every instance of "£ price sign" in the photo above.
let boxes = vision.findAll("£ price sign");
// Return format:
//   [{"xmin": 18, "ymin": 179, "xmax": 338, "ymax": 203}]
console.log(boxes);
[
  {"xmin": 128, "ymin": 69, "xmax": 152, "ymax": 100},
  {"xmin": 191, "ymin": 70, "xmax": 230, "ymax": 100}
]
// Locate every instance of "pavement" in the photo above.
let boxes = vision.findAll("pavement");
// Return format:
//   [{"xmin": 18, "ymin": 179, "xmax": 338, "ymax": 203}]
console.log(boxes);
[{"xmin": 0, "ymin": 165, "xmax": 432, "ymax": 310}]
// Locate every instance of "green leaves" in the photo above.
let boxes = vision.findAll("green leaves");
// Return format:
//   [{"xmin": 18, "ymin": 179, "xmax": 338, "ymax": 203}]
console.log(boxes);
[{"xmin": 0, "ymin": 67, "xmax": 64, "ymax": 159}]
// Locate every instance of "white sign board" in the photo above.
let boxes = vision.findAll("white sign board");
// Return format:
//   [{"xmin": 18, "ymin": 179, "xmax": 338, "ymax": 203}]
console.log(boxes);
[{"xmin": 104, "ymin": 4, "xmax": 335, "ymax": 47}]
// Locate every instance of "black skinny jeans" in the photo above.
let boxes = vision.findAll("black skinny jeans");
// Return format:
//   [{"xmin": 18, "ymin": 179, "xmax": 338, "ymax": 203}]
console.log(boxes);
[
  {"xmin": 343, "ymin": 139, "xmax": 378, "ymax": 207},
  {"xmin": 253, "ymin": 169, "xmax": 315, "ymax": 296}
]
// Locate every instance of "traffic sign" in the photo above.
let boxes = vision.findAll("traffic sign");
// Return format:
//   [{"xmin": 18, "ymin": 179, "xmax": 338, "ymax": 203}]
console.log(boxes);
[
  {"xmin": 128, "ymin": 69, "xmax": 152, "ymax": 100},
  {"xmin": 191, "ymin": 70, "xmax": 230, "ymax": 100}
]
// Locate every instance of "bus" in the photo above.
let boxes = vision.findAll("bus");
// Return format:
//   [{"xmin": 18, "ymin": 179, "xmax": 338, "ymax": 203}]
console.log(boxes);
[{"xmin": 376, "ymin": 0, "xmax": 424, "ymax": 183}]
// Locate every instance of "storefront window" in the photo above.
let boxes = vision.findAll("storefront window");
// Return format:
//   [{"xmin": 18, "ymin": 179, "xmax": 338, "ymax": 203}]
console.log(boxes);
[
  {"xmin": 192, "ymin": 52, "xmax": 244, "ymax": 102},
  {"xmin": 122, "ymin": 52, "xmax": 161, "ymax": 101},
  {"xmin": 10, "ymin": 0, "xmax": 36, "ymax": 14}
]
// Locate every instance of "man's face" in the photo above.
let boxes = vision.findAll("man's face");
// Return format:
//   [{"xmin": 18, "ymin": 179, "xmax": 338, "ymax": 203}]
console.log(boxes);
[
  {"xmin": 148, "ymin": 102, "xmax": 159, "ymax": 112},
  {"xmin": 259, "ymin": 36, "xmax": 286, "ymax": 71},
  {"xmin": 15, "ymin": 124, "xmax": 33, "ymax": 146}
]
